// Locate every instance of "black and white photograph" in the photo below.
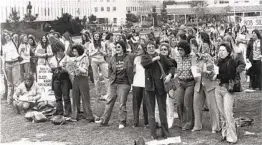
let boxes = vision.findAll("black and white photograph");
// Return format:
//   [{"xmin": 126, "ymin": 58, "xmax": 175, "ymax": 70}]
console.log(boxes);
[{"xmin": 0, "ymin": 0, "xmax": 262, "ymax": 144}]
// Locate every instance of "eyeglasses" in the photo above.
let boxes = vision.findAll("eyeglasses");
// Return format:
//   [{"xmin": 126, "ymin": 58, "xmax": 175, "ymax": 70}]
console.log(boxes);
[
  {"xmin": 161, "ymin": 49, "xmax": 168, "ymax": 51},
  {"xmin": 177, "ymin": 48, "xmax": 183, "ymax": 51}
]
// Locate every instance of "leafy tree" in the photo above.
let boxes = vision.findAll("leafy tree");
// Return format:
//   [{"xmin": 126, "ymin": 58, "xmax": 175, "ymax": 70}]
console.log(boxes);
[
  {"xmin": 88, "ymin": 14, "xmax": 97, "ymax": 24},
  {"xmin": 190, "ymin": 1, "xmax": 209, "ymax": 23},
  {"xmin": 160, "ymin": 5, "xmax": 168, "ymax": 23},
  {"xmin": 126, "ymin": 11, "xmax": 139, "ymax": 23},
  {"xmin": 5, "ymin": 9, "xmax": 21, "ymax": 32}
]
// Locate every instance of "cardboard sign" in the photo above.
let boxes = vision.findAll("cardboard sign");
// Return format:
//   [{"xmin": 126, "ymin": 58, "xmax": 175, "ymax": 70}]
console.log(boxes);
[
  {"xmin": 241, "ymin": 16, "xmax": 262, "ymax": 31},
  {"xmin": 37, "ymin": 65, "xmax": 55, "ymax": 101}
]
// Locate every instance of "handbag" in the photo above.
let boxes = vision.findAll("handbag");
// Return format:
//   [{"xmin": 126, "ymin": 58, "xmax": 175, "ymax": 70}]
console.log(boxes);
[
  {"xmin": 157, "ymin": 60, "xmax": 178, "ymax": 92},
  {"xmin": 227, "ymin": 60, "xmax": 242, "ymax": 93}
]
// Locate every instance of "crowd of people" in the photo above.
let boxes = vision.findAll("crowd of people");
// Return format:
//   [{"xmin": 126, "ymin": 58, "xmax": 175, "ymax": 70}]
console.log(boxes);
[{"xmin": 1, "ymin": 22, "xmax": 262, "ymax": 144}]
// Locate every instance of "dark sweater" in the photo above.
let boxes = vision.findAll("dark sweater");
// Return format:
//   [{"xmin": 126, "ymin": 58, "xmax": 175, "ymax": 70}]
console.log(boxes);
[
  {"xmin": 141, "ymin": 53, "xmax": 174, "ymax": 95},
  {"xmin": 217, "ymin": 56, "xmax": 237, "ymax": 84}
]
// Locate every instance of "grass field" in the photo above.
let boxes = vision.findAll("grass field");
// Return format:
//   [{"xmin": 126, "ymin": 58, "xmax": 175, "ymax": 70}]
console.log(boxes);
[{"xmin": 1, "ymin": 82, "xmax": 262, "ymax": 145}]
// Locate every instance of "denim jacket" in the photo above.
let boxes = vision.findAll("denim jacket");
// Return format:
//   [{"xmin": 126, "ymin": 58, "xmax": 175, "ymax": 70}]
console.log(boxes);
[{"xmin": 108, "ymin": 53, "xmax": 135, "ymax": 85}]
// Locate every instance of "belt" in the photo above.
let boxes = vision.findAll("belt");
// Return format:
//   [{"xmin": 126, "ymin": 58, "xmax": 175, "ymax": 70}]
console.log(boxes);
[
  {"xmin": 5, "ymin": 60, "xmax": 19, "ymax": 64},
  {"xmin": 178, "ymin": 78, "xmax": 194, "ymax": 82}
]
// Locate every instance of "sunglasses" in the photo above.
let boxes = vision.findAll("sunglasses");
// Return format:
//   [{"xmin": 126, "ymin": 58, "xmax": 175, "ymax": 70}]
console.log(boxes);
[
  {"xmin": 117, "ymin": 46, "xmax": 122, "ymax": 48},
  {"xmin": 178, "ymin": 48, "xmax": 184, "ymax": 51},
  {"xmin": 161, "ymin": 48, "xmax": 168, "ymax": 51}
]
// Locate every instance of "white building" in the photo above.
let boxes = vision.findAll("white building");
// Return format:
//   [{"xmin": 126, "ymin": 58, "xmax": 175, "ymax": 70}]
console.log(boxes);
[
  {"xmin": 126, "ymin": 0, "xmax": 163, "ymax": 15},
  {"xmin": 1, "ymin": 0, "xmax": 162, "ymax": 26},
  {"xmin": 0, "ymin": 0, "xmax": 93, "ymax": 23},
  {"xmin": 89, "ymin": 0, "xmax": 126, "ymax": 26}
]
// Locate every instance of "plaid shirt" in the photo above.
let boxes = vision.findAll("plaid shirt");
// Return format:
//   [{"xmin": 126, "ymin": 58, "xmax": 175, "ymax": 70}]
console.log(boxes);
[{"xmin": 176, "ymin": 55, "xmax": 193, "ymax": 80}]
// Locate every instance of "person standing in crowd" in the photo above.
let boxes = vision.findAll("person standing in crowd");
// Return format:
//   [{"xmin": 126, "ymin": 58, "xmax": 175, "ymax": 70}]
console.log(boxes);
[
  {"xmin": 141, "ymin": 41, "xmax": 174, "ymax": 139},
  {"xmin": 159, "ymin": 42, "xmax": 178, "ymax": 129},
  {"xmin": 35, "ymin": 35, "xmax": 53, "ymax": 66},
  {"xmin": 215, "ymin": 42, "xmax": 238, "ymax": 144},
  {"xmin": 18, "ymin": 35, "xmax": 31, "ymax": 81},
  {"xmin": 2, "ymin": 32, "xmax": 21, "ymax": 105},
  {"xmin": 246, "ymin": 29, "xmax": 262, "ymax": 90},
  {"xmin": 12, "ymin": 33, "xmax": 19, "ymax": 49},
  {"xmin": 62, "ymin": 32, "xmax": 74, "ymax": 57},
  {"xmin": 71, "ymin": 44, "xmax": 95, "ymax": 122},
  {"xmin": 175, "ymin": 40, "xmax": 195, "ymax": 131},
  {"xmin": 49, "ymin": 38, "xmax": 72, "ymax": 117},
  {"xmin": 81, "ymin": 32, "xmax": 93, "ymax": 83},
  {"xmin": 105, "ymin": 33, "xmax": 115, "ymax": 62},
  {"xmin": 191, "ymin": 38, "xmax": 220, "ymax": 133},
  {"xmin": 28, "ymin": 35, "xmax": 38, "ymax": 78},
  {"xmin": 132, "ymin": 43, "xmax": 148, "ymax": 127},
  {"xmin": 89, "ymin": 32, "xmax": 109, "ymax": 100},
  {"xmin": 95, "ymin": 41, "xmax": 134, "ymax": 129}
]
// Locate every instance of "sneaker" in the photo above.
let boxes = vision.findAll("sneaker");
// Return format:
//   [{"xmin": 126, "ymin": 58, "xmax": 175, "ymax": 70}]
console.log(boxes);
[
  {"xmin": 95, "ymin": 119, "xmax": 102, "ymax": 124},
  {"xmin": 119, "ymin": 124, "xmax": 125, "ymax": 129}
]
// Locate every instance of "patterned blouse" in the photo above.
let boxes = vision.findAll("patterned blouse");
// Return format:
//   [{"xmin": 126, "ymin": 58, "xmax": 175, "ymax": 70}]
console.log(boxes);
[{"xmin": 176, "ymin": 55, "xmax": 193, "ymax": 80}]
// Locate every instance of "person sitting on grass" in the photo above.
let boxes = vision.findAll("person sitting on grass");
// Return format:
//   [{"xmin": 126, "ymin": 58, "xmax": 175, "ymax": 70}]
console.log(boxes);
[{"xmin": 13, "ymin": 73, "xmax": 41, "ymax": 114}]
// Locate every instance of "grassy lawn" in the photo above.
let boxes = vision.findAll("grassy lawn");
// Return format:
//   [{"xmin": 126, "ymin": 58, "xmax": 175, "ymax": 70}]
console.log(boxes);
[{"xmin": 1, "ymin": 82, "xmax": 262, "ymax": 145}]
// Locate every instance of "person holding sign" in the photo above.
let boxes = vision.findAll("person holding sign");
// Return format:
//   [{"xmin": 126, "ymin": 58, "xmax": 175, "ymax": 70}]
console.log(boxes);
[
  {"xmin": 13, "ymin": 74, "xmax": 41, "ymax": 114},
  {"xmin": 71, "ymin": 44, "xmax": 95, "ymax": 122},
  {"xmin": 49, "ymin": 38, "xmax": 72, "ymax": 117}
]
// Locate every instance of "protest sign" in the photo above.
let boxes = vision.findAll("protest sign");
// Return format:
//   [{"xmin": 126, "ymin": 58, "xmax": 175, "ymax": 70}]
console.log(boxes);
[
  {"xmin": 241, "ymin": 16, "xmax": 262, "ymax": 32},
  {"xmin": 37, "ymin": 65, "xmax": 55, "ymax": 101}
]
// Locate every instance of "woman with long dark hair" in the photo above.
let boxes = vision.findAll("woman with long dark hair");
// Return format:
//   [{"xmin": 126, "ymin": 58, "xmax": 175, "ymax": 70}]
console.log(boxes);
[
  {"xmin": 132, "ymin": 43, "xmax": 148, "ymax": 127},
  {"xmin": 49, "ymin": 38, "xmax": 72, "ymax": 117},
  {"xmin": 89, "ymin": 32, "xmax": 109, "ymax": 100},
  {"xmin": 28, "ymin": 35, "xmax": 38, "ymax": 77},
  {"xmin": 246, "ymin": 29, "xmax": 262, "ymax": 90},
  {"xmin": 35, "ymin": 35, "xmax": 53, "ymax": 65}
]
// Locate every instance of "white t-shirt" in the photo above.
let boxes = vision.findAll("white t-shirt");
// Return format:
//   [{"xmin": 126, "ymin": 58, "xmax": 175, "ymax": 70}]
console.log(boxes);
[{"xmin": 132, "ymin": 56, "xmax": 145, "ymax": 88}]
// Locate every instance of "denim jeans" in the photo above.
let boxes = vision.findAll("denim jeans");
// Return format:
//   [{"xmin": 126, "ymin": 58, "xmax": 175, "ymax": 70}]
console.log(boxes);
[
  {"xmin": 193, "ymin": 85, "xmax": 220, "ymax": 132},
  {"xmin": 100, "ymin": 83, "xmax": 131, "ymax": 125},
  {"xmin": 166, "ymin": 90, "xmax": 177, "ymax": 128},
  {"xmin": 91, "ymin": 60, "xmax": 110, "ymax": 96},
  {"xmin": 5, "ymin": 62, "xmax": 21, "ymax": 104},
  {"xmin": 176, "ymin": 80, "xmax": 195, "ymax": 130},
  {"xmin": 72, "ymin": 76, "xmax": 94, "ymax": 121},
  {"xmin": 53, "ymin": 79, "xmax": 71, "ymax": 116},
  {"xmin": 20, "ymin": 62, "xmax": 31, "ymax": 81},
  {"xmin": 215, "ymin": 86, "xmax": 237, "ymax": 143}
]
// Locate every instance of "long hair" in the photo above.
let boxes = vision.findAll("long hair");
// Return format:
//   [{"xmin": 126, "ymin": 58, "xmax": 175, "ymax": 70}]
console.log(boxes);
[
  {"xmin": 28, "ymin": 35, "xmax": 37, "ymax": 47},
  {"xmin": 40, "ymin": 35, "xmax": 49, "ymax": 49},
  {"xmin": 81, "ymin": 33, "xmax": 90, "ymax": 45},
  {"xmin": 62, "ymin": 32, "xmax": 74, "ymax": 44},
  {"xmin": 92, "ymin": 32, "xmax": 102, "ymax": 49}
]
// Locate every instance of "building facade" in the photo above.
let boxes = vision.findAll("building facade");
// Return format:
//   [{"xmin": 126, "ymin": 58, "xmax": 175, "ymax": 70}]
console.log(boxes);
[{"xmin": 0, "ymin": 0, "xmax": 163, "ymax": 25}]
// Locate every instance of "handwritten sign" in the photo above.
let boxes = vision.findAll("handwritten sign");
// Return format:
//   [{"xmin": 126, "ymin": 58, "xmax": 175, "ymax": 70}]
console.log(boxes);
[
  {"xmin": 37, "ymin": 65, "xmax": 55, "ymax": 101},
  {"xmin": 241, "ymin": 16, "xmax": 262, "ymax": 31}
]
